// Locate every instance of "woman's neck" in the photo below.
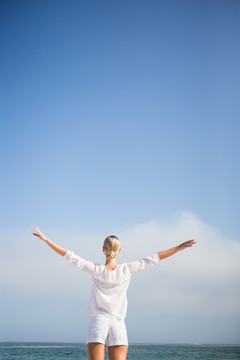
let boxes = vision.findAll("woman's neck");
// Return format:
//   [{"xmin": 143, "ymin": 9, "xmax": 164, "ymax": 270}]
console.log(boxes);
[{"xmin": 105, "ymin": 257, "xmax": 118, "ymax": 270}]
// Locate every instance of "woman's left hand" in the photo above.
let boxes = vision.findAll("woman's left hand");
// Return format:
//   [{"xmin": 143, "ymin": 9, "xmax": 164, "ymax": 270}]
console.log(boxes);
[{"xmin": 32, "ymin": 225, "xmax": 48, "ymax": 242}]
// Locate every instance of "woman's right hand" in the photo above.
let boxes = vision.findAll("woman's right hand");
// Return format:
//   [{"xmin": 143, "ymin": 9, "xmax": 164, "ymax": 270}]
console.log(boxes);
[
  {"xmin": 32, "ymin": 225, "xmax": 48, "ymax": 242},
  {"xmin": 177, "ymin": 239, "xmax": 196, "ymax": 251}
]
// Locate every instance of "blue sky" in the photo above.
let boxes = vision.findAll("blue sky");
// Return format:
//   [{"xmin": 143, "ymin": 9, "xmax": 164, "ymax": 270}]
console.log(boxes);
[{"xmin": 1, "ymin": 0, "xmax": 240, "ymax": 343}]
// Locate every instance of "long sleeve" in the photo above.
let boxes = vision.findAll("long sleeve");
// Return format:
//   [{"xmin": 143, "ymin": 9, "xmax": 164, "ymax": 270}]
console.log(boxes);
[
  {"xmin": 126, "ymin": 253, "xmax": 159, "ymax": 275},
  {"xmin": 64, "ymin": 250, "xmax": 96, "ymax": 275}
]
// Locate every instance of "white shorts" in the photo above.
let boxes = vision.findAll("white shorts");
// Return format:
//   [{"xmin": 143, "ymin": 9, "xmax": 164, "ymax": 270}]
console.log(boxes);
[{"xmin": 86, "ymin": 314, "xmax": 128, "ymax": 347}]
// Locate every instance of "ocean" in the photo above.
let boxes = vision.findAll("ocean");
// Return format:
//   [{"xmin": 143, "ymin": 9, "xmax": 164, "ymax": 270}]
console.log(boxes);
[{"xmin": 0, "ymin": 342, "xmax": 240, "ymax": 360}]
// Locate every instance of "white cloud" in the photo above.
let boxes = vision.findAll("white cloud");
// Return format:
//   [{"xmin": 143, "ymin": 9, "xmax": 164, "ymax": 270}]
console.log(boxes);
[
  {"xmin": 117, "ymin": 211, "xmax": 240, "ymax": 317},
  {"xmin": 1, "ymin": 211, "xmax": 240, "ymax": 342}
]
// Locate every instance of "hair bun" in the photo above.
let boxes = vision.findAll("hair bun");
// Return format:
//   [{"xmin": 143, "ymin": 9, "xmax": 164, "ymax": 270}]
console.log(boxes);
[{"xmin": 104, "ymin": 235, "xmax": 120, "ymax": 259}]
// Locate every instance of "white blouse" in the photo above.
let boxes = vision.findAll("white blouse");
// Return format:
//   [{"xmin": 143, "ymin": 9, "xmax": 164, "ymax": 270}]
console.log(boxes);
[{"xmin": 64, "ymin": 250, "xmax": 160, "ymax": 320}]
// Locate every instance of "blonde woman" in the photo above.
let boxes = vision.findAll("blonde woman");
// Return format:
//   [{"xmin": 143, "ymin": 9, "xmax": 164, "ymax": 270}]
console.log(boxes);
[{"xmin": 32, "ymin": 224, "xmax": 196, "ymax": 360}]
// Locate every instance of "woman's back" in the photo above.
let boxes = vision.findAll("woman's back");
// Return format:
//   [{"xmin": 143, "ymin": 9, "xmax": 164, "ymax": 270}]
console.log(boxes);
[{"xmin": 64, "ymin": 250, "xmax": 159, "ymax": 320}]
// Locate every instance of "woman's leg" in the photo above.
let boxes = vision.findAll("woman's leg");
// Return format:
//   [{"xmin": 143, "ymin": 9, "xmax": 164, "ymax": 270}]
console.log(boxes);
[
  {"xmin": 108, "ymin": 345, "xmax": 128, "ymax": 360},
  {"xmin": 87, "ymin": 342, "xmax": 106, "ymax": 360}
]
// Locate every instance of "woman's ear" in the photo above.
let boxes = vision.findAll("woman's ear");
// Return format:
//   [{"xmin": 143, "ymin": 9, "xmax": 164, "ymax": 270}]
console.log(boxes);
[
  {"xmin": 103, "ymin": 246, "xmax": 105, "ymax": 253},
  {"xmin": 119, "ymin": 247, "xmax": 121, "ymax": 253}
]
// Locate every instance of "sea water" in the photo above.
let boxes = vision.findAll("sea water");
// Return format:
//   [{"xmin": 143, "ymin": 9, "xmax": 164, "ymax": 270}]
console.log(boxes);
[{"xmin": 1, "ymin": 342, "xmax": 240, "ymax": 360}]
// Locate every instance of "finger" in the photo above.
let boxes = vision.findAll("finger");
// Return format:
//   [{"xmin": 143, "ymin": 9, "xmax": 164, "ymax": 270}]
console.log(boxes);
[{"xmin": 189, "ymin": 240, "xmax": 196, "ymax": 246}]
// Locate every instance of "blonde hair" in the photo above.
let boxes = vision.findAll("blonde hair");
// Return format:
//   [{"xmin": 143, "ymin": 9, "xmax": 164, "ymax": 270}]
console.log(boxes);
[{"xmin": 103, "ymin": 235, "xmax": 120, "ymax": 259}]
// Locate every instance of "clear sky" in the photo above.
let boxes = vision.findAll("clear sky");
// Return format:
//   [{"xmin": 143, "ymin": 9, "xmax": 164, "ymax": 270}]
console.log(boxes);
[{"xmin": 1, "ymin": 0, "xmax": 240, "ymax": 344}]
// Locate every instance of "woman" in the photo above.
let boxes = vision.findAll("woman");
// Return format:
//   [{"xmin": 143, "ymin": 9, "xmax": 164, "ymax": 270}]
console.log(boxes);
[{"xmin": 32, "ymin": 224, "xmax": 196, "ymax": 360}]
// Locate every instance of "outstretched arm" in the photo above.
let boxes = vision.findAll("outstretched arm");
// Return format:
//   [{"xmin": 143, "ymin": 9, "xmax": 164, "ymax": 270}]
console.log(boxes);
[
  {"xmin": 32, "ymin": 225, "xmax": 68, "ymax": 256},
  {"xmin": 158, "ymin": 239, "xmax": 196, "ymax": 260}
]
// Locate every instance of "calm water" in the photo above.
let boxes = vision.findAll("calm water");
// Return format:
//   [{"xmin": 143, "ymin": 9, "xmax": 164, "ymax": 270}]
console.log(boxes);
[{"xmin": 1, "ymin": 342, "xmax": 240, "ymax": 360}]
